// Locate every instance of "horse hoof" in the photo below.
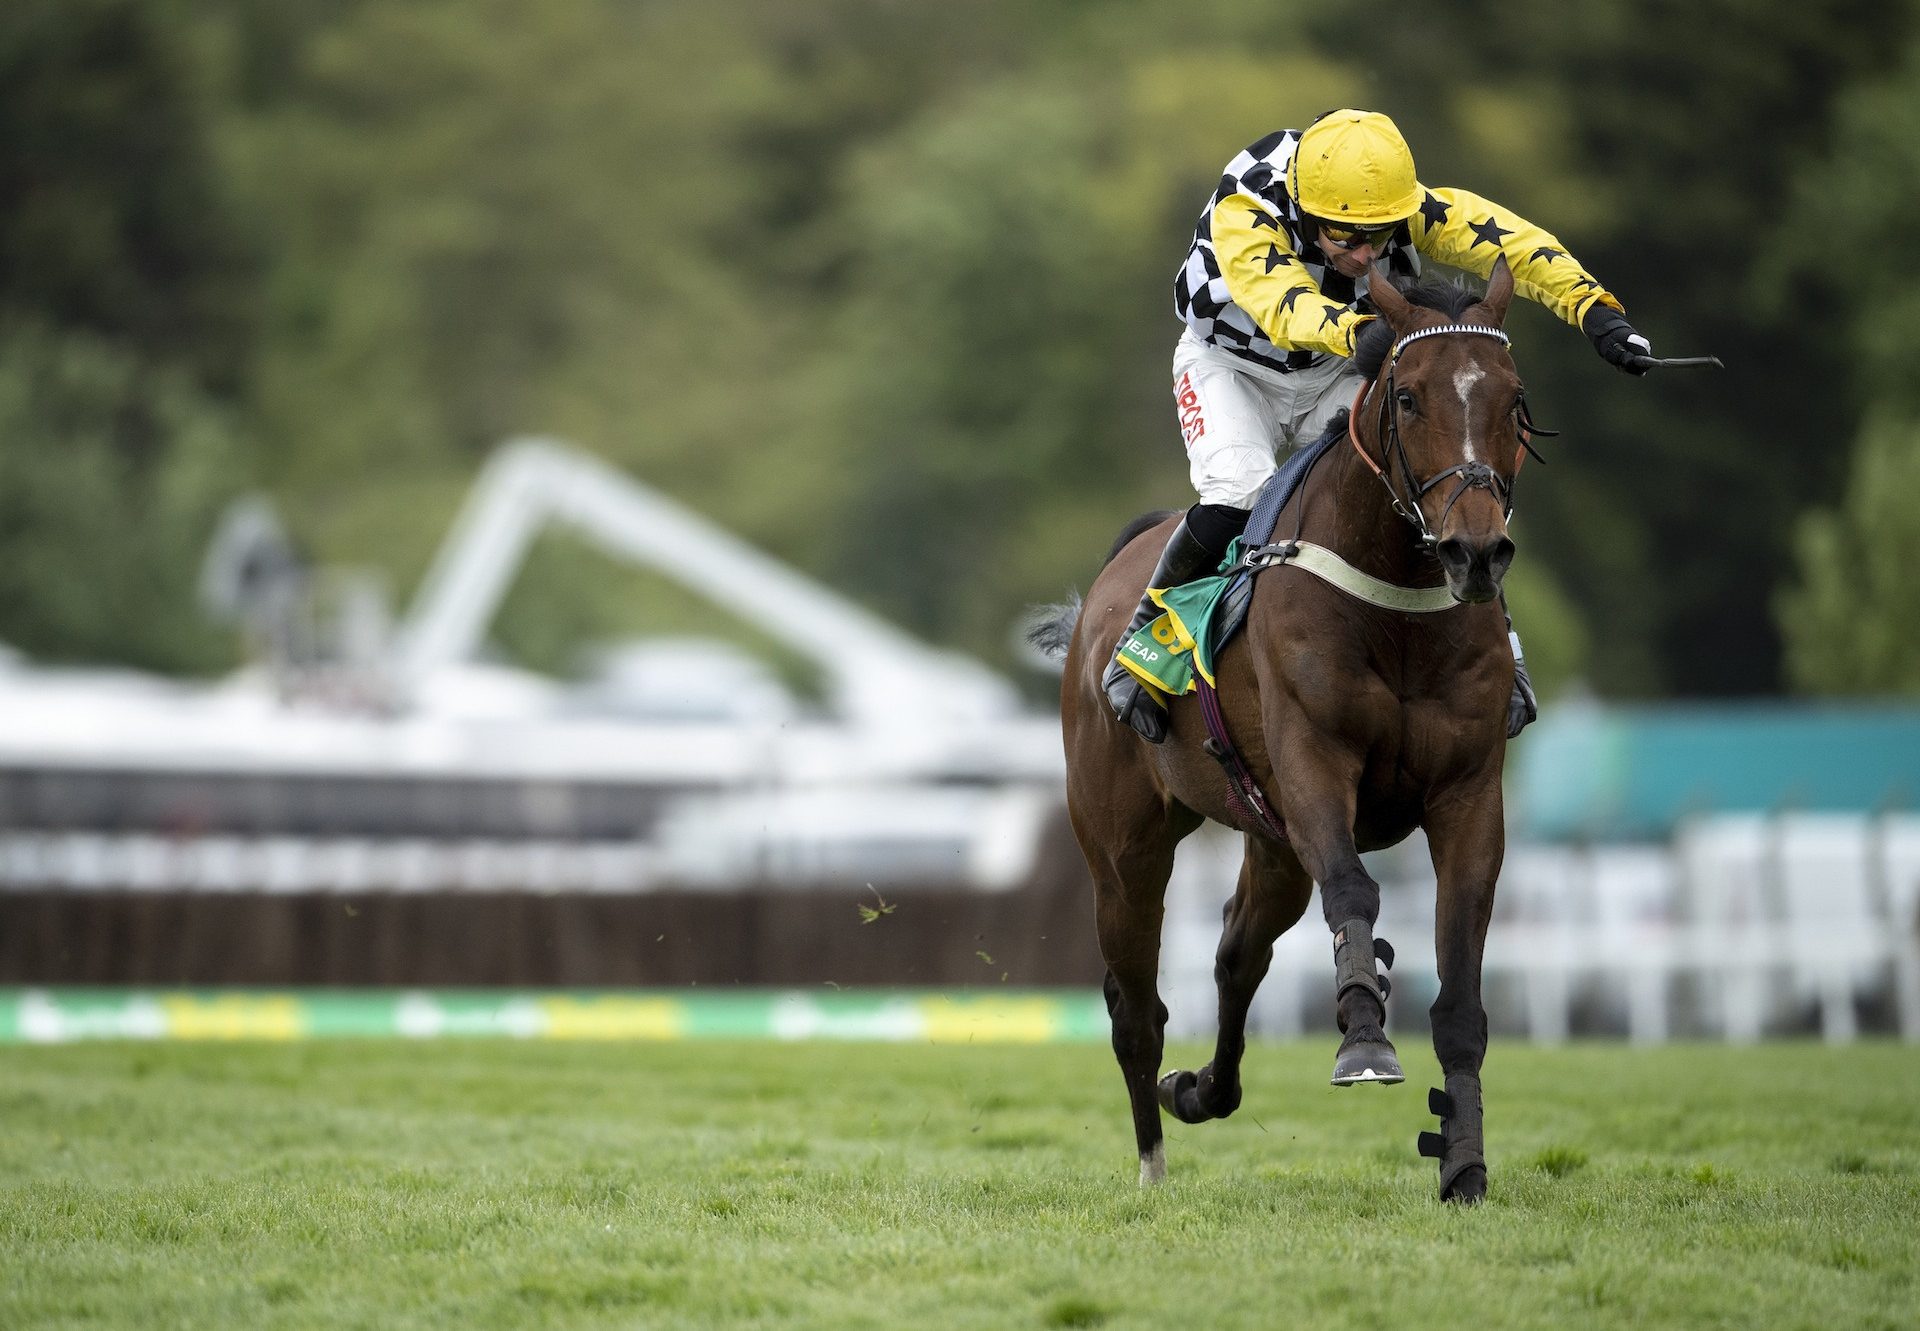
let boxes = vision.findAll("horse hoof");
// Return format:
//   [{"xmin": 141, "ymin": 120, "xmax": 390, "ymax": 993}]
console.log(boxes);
[
  {"xmin": 1330, "ymin": 1041, "xmax": 1405, "ymax": 1087},
  {"xmin": 1156, "ymin": 1067, "xmax": 1238, "ymax": 1122},
  {"xmin": 1156, "ymin": 1069, "xmax": 1201, "ymax": 1120},
  {"xmin": 1441, "ymin": 1165, "xmax": 1488, "ymax": 1205}
]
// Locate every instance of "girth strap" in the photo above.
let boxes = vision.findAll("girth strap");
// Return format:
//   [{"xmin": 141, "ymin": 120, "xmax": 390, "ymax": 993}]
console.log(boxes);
[{"xmin": 1239, "ymin": 540, "xmax": 1458, "ymax": 613}]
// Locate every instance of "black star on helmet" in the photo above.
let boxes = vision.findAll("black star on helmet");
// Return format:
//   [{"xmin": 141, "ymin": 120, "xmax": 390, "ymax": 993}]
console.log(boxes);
[
  {"xmin": 1260, "ymin": 245, "xmax": 1293, "ymax": 273},
  {"xmin": 1529, "ymin": 245, "xmax": 1565, "ymax": 264},
  {"xmin": 1468, "ymin": 216, "xmax": 1512, "ymax": 249},
  {"xmin": 1419, "ymin": 192, "xmax": 1451, "ymax": 230},
  {"xmin": 1248, "ymin": 206, "xmax": 1280, "ymax": 231}
]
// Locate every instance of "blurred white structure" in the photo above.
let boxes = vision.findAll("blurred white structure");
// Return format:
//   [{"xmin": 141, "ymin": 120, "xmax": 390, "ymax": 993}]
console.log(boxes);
[
  {"xmin": 0, "ymin": 440, "xmax": 1064, "ymax": 893},
  {"xmin": 395, "ymin": 439, "xmax": 1020, "ymax": 728}
]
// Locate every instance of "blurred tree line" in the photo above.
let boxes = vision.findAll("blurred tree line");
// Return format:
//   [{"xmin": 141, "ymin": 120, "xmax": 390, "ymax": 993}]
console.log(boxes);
[{"xmin": 0, "ymin": 0, "xmax": 1913, "ymax": 699}]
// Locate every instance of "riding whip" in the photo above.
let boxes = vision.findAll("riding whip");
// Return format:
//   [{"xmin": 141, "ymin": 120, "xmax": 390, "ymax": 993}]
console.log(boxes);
[{"xmin": 1642, "ymin": 354, "xmax": 1725, "ymax": 370}]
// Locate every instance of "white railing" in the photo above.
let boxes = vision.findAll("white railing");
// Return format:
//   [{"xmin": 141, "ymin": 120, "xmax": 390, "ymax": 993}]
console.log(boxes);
[
  {"xmin": 0, "ymin": 785, "xmax": 1056, "ymax": 896},
  {"xmin": 1160, "ymin": 813, "xmax": 1920, "ymax": 1044}
]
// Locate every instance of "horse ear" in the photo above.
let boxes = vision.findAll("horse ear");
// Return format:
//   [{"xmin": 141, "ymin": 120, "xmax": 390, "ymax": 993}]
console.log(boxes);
[
  {"xmin": 1479, "ymin": 254, "xmax": 1515, "ymax": 325},
  {"xmin": 1367, "ymin": 262, "xmax": 1413, "ymax": 333}
]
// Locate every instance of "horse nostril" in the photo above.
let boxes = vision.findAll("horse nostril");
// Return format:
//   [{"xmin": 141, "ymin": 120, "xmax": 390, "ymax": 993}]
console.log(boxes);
[
  {"xmin": 1435, "ymin": 538, "xmax": 1472, "ymax": 574},
  {"xmin": 1489, "ymin": 537, "xmax": 1516, "ymax": 579}
]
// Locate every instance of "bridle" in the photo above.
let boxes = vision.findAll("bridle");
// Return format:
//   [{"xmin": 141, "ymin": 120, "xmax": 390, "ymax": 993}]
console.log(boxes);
[{"xmin": 1345, "ymin": 322, "xmax": 1556, "ymax": 551}]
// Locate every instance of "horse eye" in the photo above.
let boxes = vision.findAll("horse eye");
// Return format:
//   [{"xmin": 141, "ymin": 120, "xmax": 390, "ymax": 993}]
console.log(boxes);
[{"xmin": 1395, "ymin": 389, "xmax": 1417, "ymax": 413}]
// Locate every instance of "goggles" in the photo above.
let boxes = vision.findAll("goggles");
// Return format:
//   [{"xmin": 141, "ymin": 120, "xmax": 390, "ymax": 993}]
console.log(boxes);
[{"xmin": 1316, "ymin": 220, "xmax": 1398, "ymax": 251}]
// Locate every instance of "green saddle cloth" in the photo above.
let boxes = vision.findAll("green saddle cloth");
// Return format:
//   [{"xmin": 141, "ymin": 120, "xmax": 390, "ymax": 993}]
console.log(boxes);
[{"xmin": 1113, "ymin": 539, "xmax": 1248, "ymax": 701}]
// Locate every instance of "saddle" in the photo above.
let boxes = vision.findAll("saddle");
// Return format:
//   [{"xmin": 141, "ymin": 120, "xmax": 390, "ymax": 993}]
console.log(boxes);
[{"xmin": 1117, "ymin": 416, "xmax": 1344, "ymax": 701}]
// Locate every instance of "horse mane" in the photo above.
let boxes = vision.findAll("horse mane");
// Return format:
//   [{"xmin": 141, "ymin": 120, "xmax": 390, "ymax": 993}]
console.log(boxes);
[
  {"xmin": 1351, "ymin": 277, "xmax": 1487, "ymax": 380},
  {"xmin": 1101, "ymin": 509, "xmax": 1179, "ymax": 569},
  {"xmin": 1024, "ymin": 509, "xmax": 1178, "ymax": 663}
]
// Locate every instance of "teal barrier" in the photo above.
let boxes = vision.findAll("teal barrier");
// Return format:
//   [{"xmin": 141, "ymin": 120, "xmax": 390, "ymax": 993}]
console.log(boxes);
[{"xmin": 1514, "ymin": 701, "xmax": 1920, "ymax": 840}]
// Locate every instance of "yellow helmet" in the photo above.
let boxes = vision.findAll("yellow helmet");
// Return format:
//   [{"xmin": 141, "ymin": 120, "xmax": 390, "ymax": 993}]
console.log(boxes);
[{"xmin": 1287, "ymin": 109, "xmax": 1421, "ymax": 226}]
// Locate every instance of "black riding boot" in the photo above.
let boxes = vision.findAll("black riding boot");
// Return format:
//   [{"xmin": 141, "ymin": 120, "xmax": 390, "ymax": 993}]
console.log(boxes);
[
  {"xmin": 1103, "ymin": 506, "xmax": 1242, "ymax": 743},
  {"xmin": 1506, "ymin": 611, "xmax": 1538, "ymax": 739}
]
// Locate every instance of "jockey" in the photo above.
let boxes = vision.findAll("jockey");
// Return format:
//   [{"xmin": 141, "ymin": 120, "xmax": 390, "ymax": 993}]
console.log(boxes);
[{"xmin": 1107, "ymin": 108, "xmax": 1652, "ymax": 743}]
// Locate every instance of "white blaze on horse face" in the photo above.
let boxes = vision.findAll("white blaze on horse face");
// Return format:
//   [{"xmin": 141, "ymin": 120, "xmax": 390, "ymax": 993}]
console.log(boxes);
[{"xmin": 1453, "ymin": 365, "xmax": 1486, "ymax": 462}]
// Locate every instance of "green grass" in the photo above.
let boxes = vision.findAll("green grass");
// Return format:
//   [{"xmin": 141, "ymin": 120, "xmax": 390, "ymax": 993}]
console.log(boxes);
[{"xmin": 3, "ymin": 1038, "xmax": 1918, "ymax": 1329}]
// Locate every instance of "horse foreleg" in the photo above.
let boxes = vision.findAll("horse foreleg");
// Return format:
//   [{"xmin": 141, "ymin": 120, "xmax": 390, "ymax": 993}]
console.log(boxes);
[
  {"xmin": 1420, "ymin": 772, "xmax": 1505, "ymax": 1204},
  {"xmin": 1159, "ymin": 833, "xmax": 1311, "ymax": 1124},
  {"xmin": 1280, "ymin": 759, "xmax": 1403, "ymax": 1086}
]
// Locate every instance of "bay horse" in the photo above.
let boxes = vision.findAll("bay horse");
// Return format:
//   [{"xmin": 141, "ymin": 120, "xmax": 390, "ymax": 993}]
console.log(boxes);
[{"xmin": 1038, "ymin": 259, "xmax": 1532, "ymax": 1203}]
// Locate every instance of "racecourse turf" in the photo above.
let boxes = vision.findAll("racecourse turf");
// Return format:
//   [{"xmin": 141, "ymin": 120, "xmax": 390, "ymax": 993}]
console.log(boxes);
[{"xmin": 3, "ymin": 1036, "xmax": 1916, "ymax": 1330}]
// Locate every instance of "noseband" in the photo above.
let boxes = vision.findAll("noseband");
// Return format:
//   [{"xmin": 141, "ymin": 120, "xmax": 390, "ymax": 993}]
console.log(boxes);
[{"xmin": 1347, "ymin": 323, "xmax": 1554, "ymax": 551}]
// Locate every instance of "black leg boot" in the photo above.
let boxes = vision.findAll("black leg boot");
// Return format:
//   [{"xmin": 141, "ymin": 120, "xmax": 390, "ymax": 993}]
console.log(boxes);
[{"xmin": 1103, "ymin": 511, "xmax": 1235, "ymax": 743}]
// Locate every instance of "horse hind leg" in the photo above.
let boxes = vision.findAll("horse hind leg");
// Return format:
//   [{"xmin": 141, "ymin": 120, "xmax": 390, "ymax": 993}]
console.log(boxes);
[
  {"xmin": 1158, "ymin": 833, "xmax": 1311, "ymax": 1125},
  {"xmin": 1082, "ymin": 807, "xmax": 1194, "ymax": 1186},
  {"xmin": 1099, "ymin": 888, "xmax": 1173, "ymax": 1185},
  {"xmin": 1102, "ymin": 966, "xmax": 1169, "ymax": 1183}
]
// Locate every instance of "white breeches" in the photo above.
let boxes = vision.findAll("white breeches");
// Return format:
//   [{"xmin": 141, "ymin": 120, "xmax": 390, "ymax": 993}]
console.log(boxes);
[{"xmin": 1172, "ymin": 329, "xmax": 1364, "ymax": 509}]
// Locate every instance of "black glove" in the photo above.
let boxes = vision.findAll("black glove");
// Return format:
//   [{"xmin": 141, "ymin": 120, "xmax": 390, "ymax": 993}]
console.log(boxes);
[{"xmin": 1581, "ymin": 305, "xmax": 1654, "ymax": 375}]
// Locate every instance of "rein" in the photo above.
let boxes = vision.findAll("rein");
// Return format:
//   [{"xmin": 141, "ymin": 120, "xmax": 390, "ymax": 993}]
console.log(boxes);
[{"xmin": 1346, "ymin": 322, "xmax": 1556, "ymax": 551}]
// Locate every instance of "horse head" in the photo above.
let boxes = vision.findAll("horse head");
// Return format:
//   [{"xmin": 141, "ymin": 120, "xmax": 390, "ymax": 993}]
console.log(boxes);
[{"xmin": 1364, "ymin": 257, "xmax": 1522, "ymax": 604}]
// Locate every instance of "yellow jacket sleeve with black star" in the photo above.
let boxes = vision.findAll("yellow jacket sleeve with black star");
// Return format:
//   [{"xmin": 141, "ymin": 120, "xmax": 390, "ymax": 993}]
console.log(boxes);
[
  {"xmin": 1411, "ymin": 187, "xmax": 1624, "ymax": 326},
  {"xmin": 1210, "ymin": 192, "xmax": 1373, "ymax": 357}
]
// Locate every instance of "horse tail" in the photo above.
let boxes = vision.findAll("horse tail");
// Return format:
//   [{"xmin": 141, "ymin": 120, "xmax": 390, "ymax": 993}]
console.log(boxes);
[{"xmin": 1022, "ymin": 593, "xmax": 1082, "ymax": 662}]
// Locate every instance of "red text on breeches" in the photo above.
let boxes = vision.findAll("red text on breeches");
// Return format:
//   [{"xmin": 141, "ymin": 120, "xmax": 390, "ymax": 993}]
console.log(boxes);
[{"xmin": 1177, "ymin": 372, "xmax": 1206, "ymax": 449}]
